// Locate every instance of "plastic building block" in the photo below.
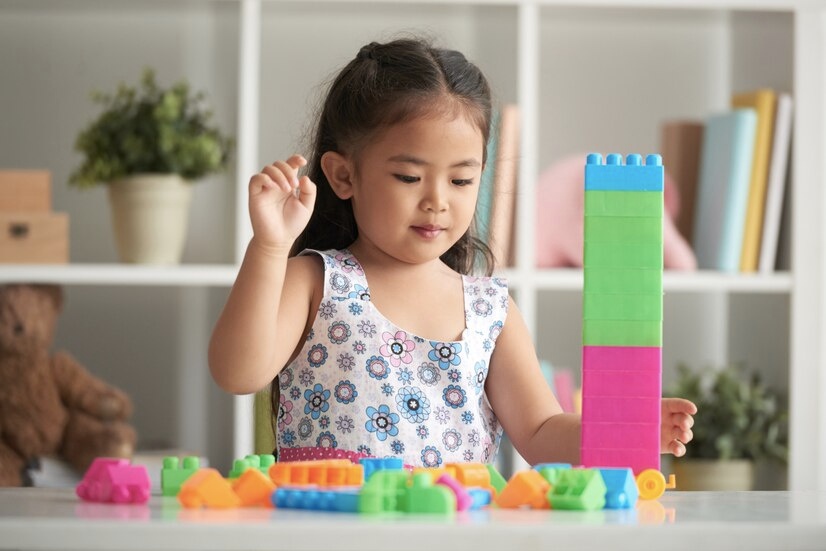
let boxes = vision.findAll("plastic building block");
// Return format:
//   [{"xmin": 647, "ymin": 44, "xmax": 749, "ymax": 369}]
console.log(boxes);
[
  {"xmin": 404, "ymin": 473, "xmax": 455, "ymax": 514},
  {"xmin": 273, "ymin": 487, "xmax": 360, "ymax": 512},
  {"xmin": 485, "ymin": 463, "xmax": 507, "ymax": 496},
  {"xmin": 495, "ymin": 470, "xmax": 551, "ymax": 509},
  {"xmin": 76, "ymin": 457, "xmax": 151, "ymax": 504},
  {"xmin": 268, "ymin": 459, "xmax": 359, "ymax": 487},
  {"xmin": 231, "ymin": 468, "xmax": 276, "ymax": 508},
  {"xmin": 358, "ymin": 470, "xmax": 454, "ymax": 515},
  {"xmin": 547, "ymin": 469, "xmax": 606, "ymax": 511},
  {"xmin": 534, "ymin": 464, "xmax": 571, "ymax": 487},
  {"xmin": 598, "ymin": 468, "xmax": 638, "ymax": 509},
  {"xmin": 467, "ymin": 488, "xmax": 492, "ymax": 510},
  {"xmin": 178, "ymin": 468, "xmax": 241, "ymax": 509},
  {"xmin": 435, "ymin": 473, "xmax": 472, "ymax": 511},
  {"xmin": 359, "ymin": 457, "xmax": 403, "ymax": 481},
  {"xmin": 585, "ymin": 153, "xmax": 664, "ymax": 191},
  {"xmin": 161, "ymin": 456, "xmax": 201, "ymax": 497},
  {"xmin": 636, "ymin": 469, "xmax": 676, "ymax": 500},
  {"xmin": 445, "ymin": 463, "xmax": 493, "ymax": 492},
  {"xmin": 228, "ymin": 454, "xmax": 275, "ymax": 479}
]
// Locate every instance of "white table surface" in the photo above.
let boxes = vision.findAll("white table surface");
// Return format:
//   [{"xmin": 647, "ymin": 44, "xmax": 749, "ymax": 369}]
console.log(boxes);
[{"xmin": 1, "ymin": 488, "xmax": 825, "ymax": 551}]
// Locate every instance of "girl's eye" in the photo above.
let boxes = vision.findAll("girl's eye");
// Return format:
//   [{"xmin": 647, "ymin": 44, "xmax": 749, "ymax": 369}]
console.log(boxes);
[
  {"xmin": 452, "ymin": 179, "xmax": 474, "ymax": 186},
  {"xmin": 394, "ymin": 174, "xmax": 419, "ymax": 184}
]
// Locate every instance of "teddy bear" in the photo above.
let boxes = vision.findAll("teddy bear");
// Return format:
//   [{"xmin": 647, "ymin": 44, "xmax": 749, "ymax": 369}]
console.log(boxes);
[{"xmin": 0, "ymin": 284, "xmax": 137, "ymax": 486}]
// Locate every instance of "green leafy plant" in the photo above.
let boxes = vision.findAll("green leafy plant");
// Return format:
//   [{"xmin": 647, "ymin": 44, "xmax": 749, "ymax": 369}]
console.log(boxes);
[
  {"xmin": 69, "ymin": 68, "xmax": 232, "ymax": 188},
  {"xmin": 667, "ymin": 364, "xmax": 788, "ymax": 463}
]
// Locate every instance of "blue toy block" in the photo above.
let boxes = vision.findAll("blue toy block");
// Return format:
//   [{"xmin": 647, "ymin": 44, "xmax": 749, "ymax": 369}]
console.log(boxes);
[
  {"xmin": 359, "ymin": 457, "xmax": 404, "ymax": 481},
  {"xmin": 598, "ymin": 467, "xmax": 639, "ymax": 509},
  {"xmin": 467, "ymin": 487, "xmax": 492, "ymax": 510},
  {"xmin": 585, "ymin": 153, "xmax": 664, "ymax": 192},
  {"xmin": 273, "ymin": 487, "xmax": 360, "ymax": 512}
]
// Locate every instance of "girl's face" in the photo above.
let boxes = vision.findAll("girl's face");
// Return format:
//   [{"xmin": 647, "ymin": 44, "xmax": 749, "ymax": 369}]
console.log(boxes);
[{"xmin": 348, "ymin": 110, "xmax": 485, "ymax": 266}]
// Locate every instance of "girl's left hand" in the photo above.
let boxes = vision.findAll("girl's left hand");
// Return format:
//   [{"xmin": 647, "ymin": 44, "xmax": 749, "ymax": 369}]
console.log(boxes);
[{"xmin": 661, "ymin": 398, "xmax": 697, "ymax": 456}]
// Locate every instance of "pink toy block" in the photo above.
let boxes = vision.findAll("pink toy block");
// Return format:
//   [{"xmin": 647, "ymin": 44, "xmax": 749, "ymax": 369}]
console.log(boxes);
[
  {"xmin": 582, "ymin": 370, "xmax": 661, "ymax": 397},
  {"xmin": 581, "ymin": 422, "xmax": 660, "ymax": 449},
  {"xmin": 582, "ymin": 396, "xmax": 659, "ymax": 423},
  {"xmin": 76, "ymin": 457, "xmax": 151, "ymax": 504},
  {"xmin": 582, "ymin": 345, "xmax": 661, "ymax": 371},
  {"xmin": 580, "ymin": 448, "xmax": 659, "ymax": 476},
  {"xmin": 435, "ymin": 473, "xmax": 472, "ymax": 511}
]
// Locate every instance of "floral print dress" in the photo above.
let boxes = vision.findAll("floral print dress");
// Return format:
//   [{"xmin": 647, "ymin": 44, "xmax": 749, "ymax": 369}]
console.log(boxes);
[{"xmin": 276, "ymin": 249, "xmax": 509, "ymax": 467}]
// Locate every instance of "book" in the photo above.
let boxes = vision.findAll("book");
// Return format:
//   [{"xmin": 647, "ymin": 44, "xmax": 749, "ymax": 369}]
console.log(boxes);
[
  {"xmin": 660, "ymin": 121, "xmax": 704, "ymax": 246},
  {"xmin": 758, "ymin": 92, "xmax": 793, "ymax": 274},
  {"xmin": 487, "ymin": 104, "xmax": 520, "ymax": 268},
  {"xmin": 732, "ymin": 89, "xmax": 777, "ymax": 272},
  {"xmin": 693, "ymin": 109, "xmax": 758, "ymax": 272},
  {"xmin": 476, "ymin": 110, "xmax": 499, "ymax": 242}
]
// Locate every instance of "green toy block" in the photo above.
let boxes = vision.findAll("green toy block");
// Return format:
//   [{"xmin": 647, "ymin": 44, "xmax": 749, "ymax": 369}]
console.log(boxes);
[
  {"xmin": 583, "ymin": 319, "xmax": 662, "ymax": 347},
  {"xmin": 536, "ymin": 466, "xmax": 569, "ymax": 486},
  {"xmin": 583, "ymin": 242, "xmax": 662, "ymax": 269},
  {"xmin": 584, "ymin": 216, "xmax": 662, "ymax": 244},
  {"xmin": 229, "ymin": 454, "xmax": 276, "ymax": 479},
  {"xmin": 584, "ymin": 268, "xmax": 662, "ymax": 294},
  {"xmin": 161, "ymin": 456, "xmax": 200, "ymax": 497},
  {"xmin": 583, "ymin": 293, "xmax": 662, "ymax": 322},
  {"xmin": 401, "ymin": 473, "xmax": 456, "ymax": 515},
  {"xmin": 358, "ymin": 470, "xmax": 411, "ymax": 514},
  {"xmin": 485, "ymin": 463, "xmax": 508, "ymax": 495},
  {"xmin": 584, "ymin": 191, "xmax": 663, "ymax": 218},
  {"xmin": 548, "ymin": 469, "xmax": 607, "ymax": 511}
]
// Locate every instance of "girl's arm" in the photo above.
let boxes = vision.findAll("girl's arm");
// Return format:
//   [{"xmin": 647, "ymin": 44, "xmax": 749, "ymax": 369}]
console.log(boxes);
[
  {"xmin": 208, "ymin": 155, "xmax": 318, "ymax": 395},
  {"xmin": 485, "ymin": 296, "xmax": 696, "ymax": 465}
]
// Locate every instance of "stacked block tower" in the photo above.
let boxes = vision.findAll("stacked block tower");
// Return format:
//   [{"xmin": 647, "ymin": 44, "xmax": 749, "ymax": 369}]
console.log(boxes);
[{"xmin": 580, "ymin": 153, "xmax": 664, "ymax": 476}]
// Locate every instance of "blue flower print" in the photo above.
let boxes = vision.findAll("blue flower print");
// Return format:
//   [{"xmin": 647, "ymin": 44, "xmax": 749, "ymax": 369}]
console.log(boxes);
[
  {"xmin": 397, "ymin": 367, "xmax": 413, "ymax": 383},
  {"xmin": 381, "ymin": 383, "xmax": 394, "ymax": 396},
  {"xmin": 319, "ymin": 415, "xmax": 330, "ymax": 429},
  {"xmin": 338, "ymin": 353, "xmax": 355, "ymax": 372},
  {"xmin": 473, "ymin": 361, "xmax": 487, "ymax": 394},
  {"xmin": 281, "ymin": 429, "xmax": 296, "ymax": 447},
  {"xmin": 435, "ymin": 406, "xmax": 451, "ymax": 425},
  {"xmin": 279, "ymin": 368, "xmax": 293, "ymax": 390},
  {"xmin": 421, "ymin": 446, "xmax": 443, "ymax": 468},
  {"xmin": 304, "ymin": 384, "xmax": 331, "ymax": 419},
  {"xmin": 306, "ymin": 328, "xmax": 314, "ymax": 341},
  {"xmin": 472, "ymin": 297, "xmax": 493, "ymax": 317},
  {"xmin": 390, "ymin": 440, "xmax": 405, "ymax": 455},
  {"xmin": 289, "ymin": 386, "xmax": 300, "ymax": 400},
  {"xmin": 469, "ymin": 429, "xmax": 481, "ymax": 447},
  {"xmin": 416, "ymin": 425, "xmax": 429, "ymax": 439},
  {"xmin": 319, "ymin": 301, "xmax": 337, "ymax": 320},
  {"xmin": 352, "ymin": 340, "xmax": 367, "ymax": 355},
  {"xmin": 463, "ymin": 450, "xmax": 474, "ymax": 462},
  {"xmin": 329, "ymin": 272, "xmax": 351, "ymax": 294},
  {"xmin": 395, "ymin": 386, "xmax": 431, "ymax": 423},
  {"xmin": 417, "ymin": 362, "xmax": 441, "ymax": 386},
  {"xmin": 297, "ymin": 418, "xmax": 313, "ymax": 440},
  {"xmin": 493, "ymin": 277, "xmax": 507, "ymax": 288},
  {"xmin": 489, "ymin": 320, "xmax": 504, "ymax": 342},
  {"xmin": 328, "ymin": 321, "xmax": 352, "ymax": 344},
  {"xmin": 334, "ymin": 380, "xmax": 358, "ymax": 404},
  {"xmin": 447, "ymin": 369, "xmax": 461, "ymax": 383},
  {"xmin": 298, "ymin": 368, "xmax": 315, "ymax": 386},
  {"xmin": 443, "ymin": 385, "xmax": 467, "ymax": 409},
  {"xmin": 428, "ymin": 342, "xmax": 462, "ymax": 370},
  {"xmin": 336, "ymin": 415, "xmax": 354, "ymax": 434},
  {"xmin": 348, "ymin": 302, "xmax": 363, "ymax": 316},
  {"xmin": 358, "ymin": 319, "xmax": 377, "ymax": 338},
  {"xmin": 357, "ymin": 444, "xmax": 372, "ymax": 456},
  {"xmin": 366, "ymin": 355, "xmax": 391, "ymax": 380},
  {"xmin": 308, "ymin": 344, "xmax": 328, "ymax": 367},
  {"xmin": 365, "ymin": 405, "xmax": 399, "ymax": 442},
  {"xmin": 316, "ymin": 431, "xmax": 338, "ymax": 449},
  {"xmin": 348, "ymin": 284, "xmax": 371, "ymax": 302},
  {"xmin": 442, "ymin": 429, "xmax": 462, "ymax": 451},
  {"xmin": 462, "ymin": 411, "xmax": 474, "ymax": 425}
]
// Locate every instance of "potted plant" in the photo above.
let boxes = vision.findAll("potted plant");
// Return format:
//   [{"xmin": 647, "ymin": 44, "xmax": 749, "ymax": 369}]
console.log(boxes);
[
  {"xmin": 69, "ymin": 68, "xmax": 232, "ymax": 264},
  {"xmin": 666, "ymin": 363, "xmax": 788, "ymax": 490}
]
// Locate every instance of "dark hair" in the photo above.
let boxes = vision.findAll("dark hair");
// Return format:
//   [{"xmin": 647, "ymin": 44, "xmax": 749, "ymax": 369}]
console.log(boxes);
[{"xmin": 290, "ymin": 37, "xmax": 495, "ymax": 275}]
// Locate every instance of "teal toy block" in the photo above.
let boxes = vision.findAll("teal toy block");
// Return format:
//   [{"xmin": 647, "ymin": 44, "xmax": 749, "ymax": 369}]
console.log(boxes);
[
  {"xmin": 274, "ymin": 487, "xmax": 359, "ymax": 512},
  {"xmin": 585, "ymin": 153, "xmax": 664, "ymax": 192},
  {"xmin": 359, "ymin": 457, "xmax": 403, "ymax": 481},
  {"xmin": 547, "ymin": 469, "xmax": 607, "ymax": 511},
  {"xmin": 598, "ymin": 468, "xmax": 639, "ymax": 509},
  {"xmin": 584, "ymin": 268, "xmax": 662, "ymax": 294},
  {"xmin": 583, "ymin": 319, "xmax": 662, "ymax": 347},
  {"xmin": 228, "ymin": 454, "xmax": 276, "ymax": 479},
  {"xmin": 584, "ymin": 190, "xmax": 663, "ymax": 218},
  {"xmin": 584, "ymin": 216, "xmax": 662, "ymax": 245},
  {"xmin": 584, "ymin": 242, "xmax": 662, "ymax": 269},
  {"xmin": 583, "ymin": 293, "xmax": 662, "ymax": 322},
  {"xmin": 485, "ymin": 463, "xmax": 508, "ymax": 495},
  {"xmin": 161, "ymin": 456, "xmax": 200, "ymax": 497}
]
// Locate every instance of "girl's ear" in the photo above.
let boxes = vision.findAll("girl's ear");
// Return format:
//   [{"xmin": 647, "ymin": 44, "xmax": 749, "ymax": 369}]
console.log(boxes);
[{"xmin": 321, "ymin": 151, "xmax": 354, "ymax": 199}]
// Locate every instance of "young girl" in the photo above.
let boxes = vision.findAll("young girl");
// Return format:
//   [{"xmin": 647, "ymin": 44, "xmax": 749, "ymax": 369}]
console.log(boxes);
[{"xmin": 209, "ymin": 37, "xmax": 696, "ymax": 468}]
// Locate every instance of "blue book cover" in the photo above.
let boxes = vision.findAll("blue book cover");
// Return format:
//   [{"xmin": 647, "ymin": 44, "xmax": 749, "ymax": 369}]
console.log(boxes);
[
  {"xmin": 476, "ymin": 109, "xmax": 499, "ymax": 242},
  {"xmin": 693, "ymin": 109, "xmax": 757, "ymax": 272}
]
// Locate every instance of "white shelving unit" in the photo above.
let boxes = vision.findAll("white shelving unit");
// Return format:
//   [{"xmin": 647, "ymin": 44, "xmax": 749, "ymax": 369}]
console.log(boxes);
[{"xmin": 1, "ymin": 0, "xmax": 824, "ymax": 490}]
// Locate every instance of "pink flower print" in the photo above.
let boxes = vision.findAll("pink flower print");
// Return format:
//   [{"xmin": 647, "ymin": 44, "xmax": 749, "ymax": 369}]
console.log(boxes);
[
  {"xmin": 442, "ymin": 428, "xmax": 462, "ymax": 451},
  {"xmin": 380, "ymin": 331, "xmax": 415, "ymax": 367},
  {"xmin": 335, "ymin": 252, "xmax": 364, "ymax": 275},
  {"xmin": 328, "ymin": 321, "xmax": 351, "ymax": 344},
  {"xmin": 472, "ymin": 297, "xmax": 493, "ymax": 317},
  {"xmin": 278, "ymin": 395, "xmax": 293, "ymax": 431}
]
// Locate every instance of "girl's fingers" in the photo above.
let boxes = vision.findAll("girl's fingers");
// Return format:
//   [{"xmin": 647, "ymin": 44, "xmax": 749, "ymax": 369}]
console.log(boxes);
[
  {"xmin": 669, "ymin": 440, "xmax": 687, "ymax": 457},
  {"xmin": 296, "ymin": 175, "xmax": 317, "ymax": 210}
]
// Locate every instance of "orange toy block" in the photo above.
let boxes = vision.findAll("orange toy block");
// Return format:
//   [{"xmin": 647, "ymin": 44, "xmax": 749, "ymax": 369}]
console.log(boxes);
[
  {"xmin": 495, "ymin": 470, "xmax": 551, "ymax": 509},
  {"xmin": 269, "ymin": 460, "xmax": 359, "ymax": 487},
  {"xmin": 446, "ymin": 463, "xmax": 496, "ymax": 495},
  {"xmin": 178, "ymin": 468, "xmax": 241, "ymax": 509},
  {"xmin": 232, "ymin": 468, "xmax": 276, "ymax": 508}
]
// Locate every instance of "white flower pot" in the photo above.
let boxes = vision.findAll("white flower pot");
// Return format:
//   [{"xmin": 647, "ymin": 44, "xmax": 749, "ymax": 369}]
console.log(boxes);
[
  {"xmin": 107, "ymin": 174, "xmax": 193, "ymax": 264},
  {"xmin": 672, "ymin": 459, "xmax": 755, "ymax": 491}
]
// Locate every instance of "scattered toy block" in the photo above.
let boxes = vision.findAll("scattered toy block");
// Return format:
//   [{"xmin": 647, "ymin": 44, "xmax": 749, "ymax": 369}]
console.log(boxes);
[
  {"xmin": 360, "ymin": 457, "xmax": 403, "ymax": 481},
  {"xmin": 435, "ymin": 473, "xmax": 472, "ymax": 511},
  {"xmin": 548, "ymin": 469, "xmax": 606, "ymax": 511},
  {"xmin": 496, "ymin": 470, "xmax": 551, "ymax": 509},
  {"xmin": 598, "ymin": 467, "xmax": 638, "ymax": 509},
  {"xmin": 232, "ymin": 468, "xmax": 276, "ymax": 508},
  {"xmin": 178, "ymin": 468, "xmax": 241, "ymax": 509},
  {"xmin": 161, "ymin": 456, "xmax": 201, "ymax": 497},
  {"xmin": 76, "ymin": 457, "xmax": 150, "ymax": 504}
]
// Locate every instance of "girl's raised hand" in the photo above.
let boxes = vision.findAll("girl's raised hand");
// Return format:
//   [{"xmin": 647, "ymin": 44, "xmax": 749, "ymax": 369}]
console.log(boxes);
[
  {"xmin": 248, "ymin": 154, "xmax": 317, "ymax": 252},
  {"xmin": 660, "ymin": 397, "xmax": 697, "ymax": 457}
]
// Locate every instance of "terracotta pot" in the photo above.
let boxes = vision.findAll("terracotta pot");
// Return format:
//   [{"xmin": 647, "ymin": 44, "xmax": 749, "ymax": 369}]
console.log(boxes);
[
  {"xmin": 107, "ymin": 174, "xmax": 193, "ymax": 264},
  {"xmin": 672, "ymin": 459, "xmax": 755, "ymax": 491}
]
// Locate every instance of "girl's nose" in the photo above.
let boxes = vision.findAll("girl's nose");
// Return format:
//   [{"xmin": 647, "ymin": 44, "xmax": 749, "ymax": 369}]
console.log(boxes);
[{"xmin": 422, "ymin": 182, "xmax": 448, "ymax": 212}]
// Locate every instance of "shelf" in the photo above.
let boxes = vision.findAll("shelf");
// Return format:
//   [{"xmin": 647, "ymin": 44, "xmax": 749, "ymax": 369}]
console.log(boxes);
[
  {"xmin": 502, "ymin": 269, "xmax": 793, "ymax": 293},
  {"xmin": 0, "ymin": 264, "xmax": 239, "ymax": 287}
]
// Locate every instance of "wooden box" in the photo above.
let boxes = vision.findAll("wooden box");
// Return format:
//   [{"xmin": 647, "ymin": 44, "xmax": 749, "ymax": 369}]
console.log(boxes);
[
  {"xmin": 0, "ymin": 212, "xmax": 69, "ymax": 263},
  {"xmin": 0, "ymin": 170, "xmax": 51, "ymax": 212}
]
